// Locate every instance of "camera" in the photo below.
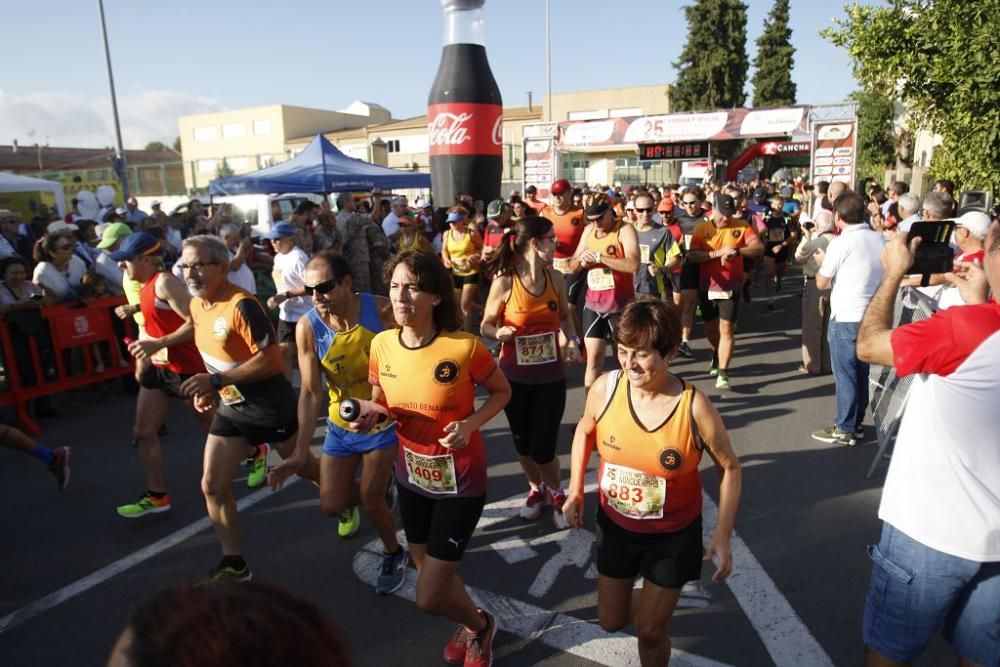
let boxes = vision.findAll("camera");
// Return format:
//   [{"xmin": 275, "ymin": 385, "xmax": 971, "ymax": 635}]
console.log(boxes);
[{"xmin": 906, "ymin": 220, "xmax": 956, "ymax": 277}]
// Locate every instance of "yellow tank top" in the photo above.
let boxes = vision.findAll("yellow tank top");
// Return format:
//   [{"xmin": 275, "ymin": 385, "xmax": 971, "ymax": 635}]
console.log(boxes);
[{"xmin": 445, "ymin": 229, "xmax": 477, "ymax": 276}]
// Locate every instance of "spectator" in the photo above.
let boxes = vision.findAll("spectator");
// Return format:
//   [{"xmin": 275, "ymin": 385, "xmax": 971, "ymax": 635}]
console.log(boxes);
[
  {"xmin": 0, "ymin": 255, "xmax": 57, "ymax": 390},
  {"xmin": 264, "ymin": 222, "xmax": 312, "ymax": 380},
  {"xmin": 124, "ymin": 196, "xmax": 148, "ymax": 227},
  {"xmin": 524, "ymin": 184, "xmax": 548, "ymax": 214},
  {"xmin": 882, "ymin": 180, "xmax": 908, "ymax": 217},
  {"xmin": 94, "ymin": 223, "xmax": 131, "ymax": 296},
  {"xmin": 0, "ymin": 210, "xmax": 30, "ymax": 261},
  {"xmin": 855, "ymin": 221, "xmax": 1000, "ymax": 667},
  {"xmin": 335, "ymin": 193, "xmax": 373, "ymax": 293},
  {"xmin": 921, "ymin": 190, "xmax": 954, "ymax": 221},
  {"xmin": 395, "ymin": 212, "xmax": 435, "ymax": 254},
  {"xmin": 312, "ymin": 206, "xmax": 341, "ymax": 253},
  {"xmin": 381, "ymin": 196, "xmax": 408, "ymax": 248},
  {"xmin": 918, "ymin": 211, "xmax": 990, "ymax": 310},
  {"xmin": 894, "ymin": 192, "xmax": 922, "ymax": 232},
  {"xmin": 289, "ymin": 201, "xmax": 318, "ymax": 254},
  {"xmin": 812, "ymin": 180, "xmax": 829, "ymax": 216},
  {"xmin": 32, "ymin": 232, "xmax": 87, "ymax": 302},
  {"xmin": 107, "ymin": 582, "xmax": 351, "ymax": 667},
  {"xmin": 219, "ymin": 223, "xmax": 257, "ymax": 295},
  {"xmin": 932, "ymin": 178, "xmax": 955, "ymax": 197},
  {"xmin": 795, "ymin": 208, "xmax": 836, "ymax": 374},
  {"xmin": 811, "ymin": 191, "xmax": 885, "ymax": 446},
  {"xmin": 147, "ymin": 200, "xmax": 167, "ymax": 228}
]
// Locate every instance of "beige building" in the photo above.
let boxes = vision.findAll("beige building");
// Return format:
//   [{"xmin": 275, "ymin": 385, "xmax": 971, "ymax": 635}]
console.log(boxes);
[{"xmin": 178, "ymin": 101, "xmax": 391, "ymax": 190}]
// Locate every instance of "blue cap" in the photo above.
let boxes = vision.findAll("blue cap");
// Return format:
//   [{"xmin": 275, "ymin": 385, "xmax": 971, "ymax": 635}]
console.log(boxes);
[
  {"xmin": 108, "ymin": 232, "xmax": 162, "ymax": 262},
  {"xmin": 446, "ymin": 211, "xmax": 466, "ymax": 224},
  {"xmin": 605, "ymin": 189, "xmax": 616, "ymax": 198},
  {"xmin": 262, "ymin": 222, "xmax": 297, "ymax": 239}
]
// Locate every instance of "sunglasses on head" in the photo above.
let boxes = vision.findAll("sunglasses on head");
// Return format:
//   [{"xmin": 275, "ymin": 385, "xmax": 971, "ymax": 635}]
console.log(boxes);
[{"xmin": 304, "ymin": 278, "xmax": 339, "ymax": 295}]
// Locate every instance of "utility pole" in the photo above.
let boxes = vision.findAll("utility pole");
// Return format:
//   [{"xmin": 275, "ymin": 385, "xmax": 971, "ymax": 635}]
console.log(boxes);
[
  {"xmin": 98, "ymin": 0, "xmax": 129, "ymax": 199},
  {"xmin": 545, "ymin": 0, "xmax": 552, "ymax": 121}
]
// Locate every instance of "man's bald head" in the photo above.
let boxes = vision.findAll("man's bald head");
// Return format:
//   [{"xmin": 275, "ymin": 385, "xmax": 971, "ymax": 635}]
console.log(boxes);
[{"xmin": 827, "ymin": 181, "xmax": 849, "ymax": 205}]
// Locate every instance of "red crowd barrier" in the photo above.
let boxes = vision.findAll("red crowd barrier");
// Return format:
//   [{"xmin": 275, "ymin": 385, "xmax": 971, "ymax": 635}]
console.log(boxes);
[{"xmin": 0, "ymin": 295, "xmax": 137, "ymax": 435}]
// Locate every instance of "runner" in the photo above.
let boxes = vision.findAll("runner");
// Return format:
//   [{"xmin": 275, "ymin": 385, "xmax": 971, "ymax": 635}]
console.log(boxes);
[
  {"xmin": 569, "ymin": 193, "xmax": 640, "ymax": 390},
  {"xmin": 562, "ymin": 300, "xmax": 742, "ymax": 667},
  {"xmin": 632, "ymin": 193, "xmax": 682, "ymax": 302},
  {"xmin": 480, "ymin": 216, "xmax": 580, "ymax": 528},
  {"xmin": 440, "ymin": 208, "xmax": 483, "ymax": 333},
  {"xmin": 687, "ymin": 194, "xmax": 764, "ymax": 390},
  {"xmin": 675, "ymin": 188, "xmax": 709, "ymax": 357},
  {"xmin": 265, "ymin": 222, "xmax": 312, "ymax": 381},
  {"xmin": 761, "ymin": 194, "xmax": 798, "ymax": 310},
  {"xmin": 0, "ymin": 423, "xmax": 70, "ymax": 490},
  {"xmin": 479, "ymin": 199, "xmax": 512, "ymax": 266},
  {"xmin": 542, "ymin": 179, "xmax": 586, "ymax": 343},
  {"xmin": 267, "ymin": 251, "xmax": 407, "ymax": 594},
  {"xmin": 110, "ymin": 233, "xmax": 228, "ymax": 519},
  {"xmin": 361, "ymin": 250, "xmax": 511, "ymax": 667},
  {"xmin": 177, "ymin": 235, "xmax": 320, "ymax": 582}
]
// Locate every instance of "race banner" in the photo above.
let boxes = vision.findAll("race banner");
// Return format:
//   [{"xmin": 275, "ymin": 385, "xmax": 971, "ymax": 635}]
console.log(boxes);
[
  {"xmin": 809, "ymin": 119, "xmax": 858, "ymax": 185},
  {"xmin": 523, "ymin": 137, "xmax": 556, "ymax": 199}
]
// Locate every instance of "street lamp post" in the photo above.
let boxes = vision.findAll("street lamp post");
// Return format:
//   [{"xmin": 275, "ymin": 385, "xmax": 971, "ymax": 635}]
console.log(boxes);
[
  {"xmin": 97, "ymin": 0, "xmax": 129, "ymax": 200},
  {"xmin": 545, "ymin": 0, "xmax": 552, "ymax": 122}
]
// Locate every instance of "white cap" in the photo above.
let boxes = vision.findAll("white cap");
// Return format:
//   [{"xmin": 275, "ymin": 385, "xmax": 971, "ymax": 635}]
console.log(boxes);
[
  {"xmin": 46, "ymin": 221, "xmax": 79, "ymax": 234},
  {"xmin": 955, "ymin": 211, "xmax": 991, "ymax": 240},
  {"xmin": 150, "ymin": 199, "xmax": 161, "ymax": 207}
]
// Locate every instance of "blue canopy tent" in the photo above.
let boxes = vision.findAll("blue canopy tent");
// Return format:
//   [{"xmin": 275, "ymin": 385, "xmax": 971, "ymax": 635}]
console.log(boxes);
[{"xmin": 208, "ymin": 134, "xmax": 430, "ymax": 195}]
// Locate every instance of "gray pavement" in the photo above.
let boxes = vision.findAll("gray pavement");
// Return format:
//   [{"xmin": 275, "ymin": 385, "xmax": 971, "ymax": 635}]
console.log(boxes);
[{"xmin": 0, "ymin": 278, "xmax": 952, "ymax": 666}]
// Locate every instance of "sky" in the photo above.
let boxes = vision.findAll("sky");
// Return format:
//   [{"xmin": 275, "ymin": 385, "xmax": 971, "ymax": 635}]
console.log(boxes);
[{"xmin": 2, "ymin": 0, "xmax": 872, "ymax": 150}]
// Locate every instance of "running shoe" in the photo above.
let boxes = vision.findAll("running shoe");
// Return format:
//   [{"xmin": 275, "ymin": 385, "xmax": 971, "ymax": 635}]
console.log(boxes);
[
  {"xmin": 338, "ymin": 505, "xmax": 360, "ymax": 538},
  {"xmin": 385, "ymin": 473, "xmax": 398, "ymax": 513},
  {"xmin": 715, "ymin": 373, "xmax": 731, "ymax": 391},
  {"xmin": 245, "ymin": 444, "xmax": 268, "ymax": 489},
  {"xmin": 811, "ymin": 426, "xmax": 857, "ymax": 447},
  {"xmin": 443, "ymin": 624, "xmax": 471, "ymax": 665},
  {"xmin": 708, "ymin": 354, "xmax": 719, "ymax": 377},
  {"xmin": 116, "ymin": 492, "xmax": 172, "ymax": 518},
  {"xmin": 49, "ymin": 446, "xmax": 72, "ymax": 491},
  {"xmin": 375, "ymin": 548, "xmax": 409, "ymax": 595},
  {"xmin": 201, "ymin": 560, "xmax": 253, "ymax": 584},
  {"xmin": 854, "ymin": 426, "xmax": 866, "ymax": 443},
  {"xmin": 519, "ymin": 485, "xmax": 546, "ymax": 521},
  {"xmin": 548, "ymin": 488, "xmax": 570, "ymax": 530},
  {"xmin": 464, "ymin": 609, "xmax": 498, "ymax": 667},
  {"xmin": 677, "ymin": 341, "xmax": 694, "ymax": 358}
]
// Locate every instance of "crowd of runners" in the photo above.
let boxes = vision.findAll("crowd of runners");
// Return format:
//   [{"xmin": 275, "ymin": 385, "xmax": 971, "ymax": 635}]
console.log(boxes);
[{"xmin": 3, "ymin": 173, "xmax": 998, "ymax": 667}]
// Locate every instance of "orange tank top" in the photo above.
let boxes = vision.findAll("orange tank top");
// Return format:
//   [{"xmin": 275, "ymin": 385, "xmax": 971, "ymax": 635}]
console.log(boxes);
[
  {"xmin": 583, "ymin": 220, "xmax": 634, "ymax": 314},
  {"xmin": 595, "ymin": 370, "xmax": 702, "ymax": 533},
  {"xmin": 498, "ymin": 269, "xmax": 564, "ymax": 384}
]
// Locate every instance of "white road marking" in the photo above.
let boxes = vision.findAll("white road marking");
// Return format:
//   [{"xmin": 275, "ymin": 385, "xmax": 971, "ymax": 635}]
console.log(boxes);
[{"xmin": 0, "ymin": 477, "xmax": 302, "ymax": 636}]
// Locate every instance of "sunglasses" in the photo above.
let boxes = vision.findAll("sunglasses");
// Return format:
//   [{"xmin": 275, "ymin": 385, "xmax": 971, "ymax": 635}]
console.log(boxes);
[
  {"xmin": 304, "ymin": 278, "xmax": 339, "ymax": 295},
  {"xmin": 634, "ymin": 207, "xmax": 653, "ymax": 213},
  {"xmin": 682, "ymin": 200, "xmax": 699, "ymax": 206}
]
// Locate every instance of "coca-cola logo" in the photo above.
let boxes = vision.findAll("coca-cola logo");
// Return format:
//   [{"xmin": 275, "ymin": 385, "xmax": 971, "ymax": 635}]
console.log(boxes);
[
  {"xmin": 429, "ymin": 112, "xmax": 473, "ymax": 147},
  {"xmin": 492, "ymin": 115, "xmax": 503, "ymax": 147}
]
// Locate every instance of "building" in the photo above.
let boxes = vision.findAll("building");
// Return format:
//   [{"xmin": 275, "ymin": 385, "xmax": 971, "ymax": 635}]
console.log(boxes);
[{"xmin": 178, "ymin": 102, "xmax": 391, "ymax": 191}]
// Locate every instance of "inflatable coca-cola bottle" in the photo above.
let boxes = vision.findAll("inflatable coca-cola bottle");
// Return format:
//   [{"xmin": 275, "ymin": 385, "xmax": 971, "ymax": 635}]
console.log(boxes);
[{"xmin": 428, "ymin": 0, "xmax": 503, "ymax": 206}]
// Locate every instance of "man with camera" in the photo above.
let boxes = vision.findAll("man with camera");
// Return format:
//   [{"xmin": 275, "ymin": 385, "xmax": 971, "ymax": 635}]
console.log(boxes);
[{"xmin": 855, "ymin": 217, "xmax": 1000, "ymax": 667}]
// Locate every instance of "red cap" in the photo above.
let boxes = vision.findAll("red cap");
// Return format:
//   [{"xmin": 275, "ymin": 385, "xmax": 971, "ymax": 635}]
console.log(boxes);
[
  {"xmin": 657, "ymin": 198, "xmax": 674, "ymax": 212},
  {"xmin": 550, "ymin": 179, "xmax": 571, "ymax": 195}
]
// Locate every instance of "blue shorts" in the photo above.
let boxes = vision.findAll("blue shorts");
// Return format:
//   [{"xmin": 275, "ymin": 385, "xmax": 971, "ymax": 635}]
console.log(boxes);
[
  {"xmin": 863, "ymin": 522, "xmax": 1000, "ymax": 665},
  {"xmin": 321, "ymin": 420, "xmax": 397, "ymax": 458}
]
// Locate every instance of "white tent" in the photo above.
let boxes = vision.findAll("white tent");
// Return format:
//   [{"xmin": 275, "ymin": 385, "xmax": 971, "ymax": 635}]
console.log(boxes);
[{"xmin": 0, "ymin": 172, "xmax": 67, "ymax": 217}]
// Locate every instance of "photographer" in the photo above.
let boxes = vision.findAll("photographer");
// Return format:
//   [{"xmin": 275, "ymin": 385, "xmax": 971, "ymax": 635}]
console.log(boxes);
[
  {"xmin": 794, "ymin": 208, "xmax": 835, "ymax": 374},
  {"xmin": 855, "ymin": 222, "xmax": 999, "ymax": 667}
]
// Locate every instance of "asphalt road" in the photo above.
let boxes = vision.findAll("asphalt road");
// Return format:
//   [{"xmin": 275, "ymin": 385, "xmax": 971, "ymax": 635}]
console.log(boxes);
[{"xmin": 0, "ymin": 277, "xmax": 953, "ymax": 666}]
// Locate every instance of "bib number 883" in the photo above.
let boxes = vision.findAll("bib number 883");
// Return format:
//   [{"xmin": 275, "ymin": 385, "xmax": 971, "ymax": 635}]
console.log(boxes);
[{"xmin": 604, "ymin": 482, "xmax": 644, "ymax": 504}]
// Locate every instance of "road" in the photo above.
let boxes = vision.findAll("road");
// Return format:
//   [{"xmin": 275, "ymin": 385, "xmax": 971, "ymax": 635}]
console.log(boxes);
[{"xmin": 0, "ymin": 280, "xmax": 952, "ymax": 666}]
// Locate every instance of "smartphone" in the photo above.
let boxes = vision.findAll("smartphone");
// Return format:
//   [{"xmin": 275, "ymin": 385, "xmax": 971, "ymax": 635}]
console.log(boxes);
[{"xmin": 906, "ymin": 220, "xmax": 956, "ymax": 276}]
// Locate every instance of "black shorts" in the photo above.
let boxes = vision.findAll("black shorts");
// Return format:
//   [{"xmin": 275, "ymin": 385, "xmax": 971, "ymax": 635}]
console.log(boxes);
[
  {"xmin": 276, "ymin": 319, "xmax": 297, "ymax": 344},
  {"xmin": 764, "ymin": 247, "xmax": 789, "ymax": 263},
  {"xmin": 582, "ymin": 308, "xmax": 621, "ymax": 341},
  {"xmin": 679, "ymin": 261, "xmax": 700, "ymax": 291},
  {"xmin": 596, "ymin": 508, "xmax": 703, "ymax": 589},
  {"xmin": 668, "ymin": 272, "xmax": 682, "ymax": 295},
  {"xmin": 397, "ymin": 484, "xmax": 485, "ymax": 562},
  {"xmin": 208, "ymin": 382, "xmax": 298, "ymax": 445},
  {"xmin": 565, "ymin": 271, "xmax": 587, "ymax": 309},
  {"xmin": 452, "ymin": 273, "xmax": 480, "ymax": 289},
  {"xmin": 139, "ymin": 365, "xmax": 191, "ymax": 399},
  {"xmin": 504, "ymin": 379, "xmax": 566, "ymax": 464},
  {"xmin": 698, "ymin": 292, "xmax": 740, "ymax": 323}
]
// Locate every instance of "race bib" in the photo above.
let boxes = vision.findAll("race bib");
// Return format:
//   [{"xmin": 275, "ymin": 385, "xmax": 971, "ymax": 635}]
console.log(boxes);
[
  {"xmin": 708, "ymin": 289, "xmax": 733, "ymax": 301},
  {"xmin": 403, "ymin": 448, "xmax": 458, "ymax": 495},
  {"xmin": 218, "ymin": 384, "xmax": 246, "ymax": 406},
  {"xmin": 151, "ymin": 345, "xmax": 169, "ymax": 366},
  {"xmin": 639, "ymin": 244, "xmax": 651, "ymax": 264},
  {"xmin": 587, "ymin": 268, "xmax": 615, "ymax": 291},
  {"xmin": 768, "ymin": 228, "xmax": 786, "ymax": 242},
  {"xmin": 552, "ymin": 257, "xmax": 572, "ymax": 273},
  {"xmin": 515, "ymin": 332, "xmax": 558, "ymax": 366},
  {"xmin": 600, "ymin": 462, "xmax": 666, "ymax": 520}
]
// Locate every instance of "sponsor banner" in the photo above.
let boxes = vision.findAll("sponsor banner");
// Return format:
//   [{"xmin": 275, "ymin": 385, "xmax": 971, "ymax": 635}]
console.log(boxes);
[
  {"xmin": 523, "ymin": 137, "xmax": 556, "ymax": 199},
  {"xmin": 427, "ymin": 103, "xmax": 503, "ymax": 156},
  {"xmin": 810, "ymin": 119, "xmax": 857, "ymax": 185}
]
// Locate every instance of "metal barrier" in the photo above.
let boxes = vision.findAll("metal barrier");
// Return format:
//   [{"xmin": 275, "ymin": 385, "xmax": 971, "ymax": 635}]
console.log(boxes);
[{"xmin": 0, "ymin": 295, "xmax": 137, "ymax": 435}]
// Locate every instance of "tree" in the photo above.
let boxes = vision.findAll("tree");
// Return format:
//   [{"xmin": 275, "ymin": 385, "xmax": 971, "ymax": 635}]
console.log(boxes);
[
  {"xmin": 144, "ymin": 141, "xmax": 168, "ymax": 151},
  {"xmin": 672, "ymin": 0, "xmax": 749, "ymax": 112},
  {"xmin": 172, "ymin": 136, "xmax": 182, "ymax": 152},
  {"xmin": 824, "ymin": 0, "xmax": 1000, "ymax": 191},
  {"xmin": 215, "ymin": 158, "xmax": 234, "ymax": 179},
  {"xmin": 850, "ymin": 90, "xmax": 895, "ymax": 182},
  {"xmin": 751, "ymin": 0, "xmax": 796, "ymax": 108}
]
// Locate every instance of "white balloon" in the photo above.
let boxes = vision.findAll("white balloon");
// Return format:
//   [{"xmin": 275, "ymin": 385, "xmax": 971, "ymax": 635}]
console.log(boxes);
[
  {"xmin": 96, "ymin": 185, "xmax": 116, "ymax": 207},
  {"xmin": 77, "ymin": 190, "xmax": 99, "ymax": 219}
]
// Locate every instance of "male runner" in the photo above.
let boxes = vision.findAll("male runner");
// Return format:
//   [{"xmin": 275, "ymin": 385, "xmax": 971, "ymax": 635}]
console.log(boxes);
[
  {"xmin": 265, "ymin": 222, "xmax": 312, "ymax": 381},
  {"xmin": 675, "ymin": 188, "xmax": 710, "ymax": 357},
  {"xmin": 268, "ymin": 252, "xmax": 407, "ymax": 595},
  {"xmin": 543, "ymin": 179, "xmax": 587, "ymax": 340},
  {"xmin": 177, "ymin": 235, "xmax": 320, "ymax": 582}
]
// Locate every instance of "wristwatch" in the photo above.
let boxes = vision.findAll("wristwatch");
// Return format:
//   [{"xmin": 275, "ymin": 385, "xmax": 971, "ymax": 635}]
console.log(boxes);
[{"xmin": 209, "ymin": 373, "xmax": 223, "ymax": 390}]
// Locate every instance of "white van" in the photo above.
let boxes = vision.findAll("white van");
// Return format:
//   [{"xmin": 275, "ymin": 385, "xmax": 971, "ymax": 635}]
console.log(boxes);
[{"xmin": 170, "ymin": 193, "xmax": 325, "ymax": 234}]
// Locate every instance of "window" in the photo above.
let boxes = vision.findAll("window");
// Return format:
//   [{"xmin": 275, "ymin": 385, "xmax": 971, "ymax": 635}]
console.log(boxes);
[
  {"xmin": 196, "ymin": 159, "xmax": 217, "ymax": 173},
  {"xmin": 387, "ymin": 140, "xmax": 401, "ymax": 153},
  {"xmin": 253, "ymin": 119, "xmax": 272, "ymax": 136},
  {"xmin": 222, "ymin": 123, "xmax": 246, "ymax": 138},
  {"xmin": 193, "ymin": 126, "xmax": 217, "ymax": 142},
  {"xmin": 615, "ymin": 157, "xmax": 638, "ymax": 167}
]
